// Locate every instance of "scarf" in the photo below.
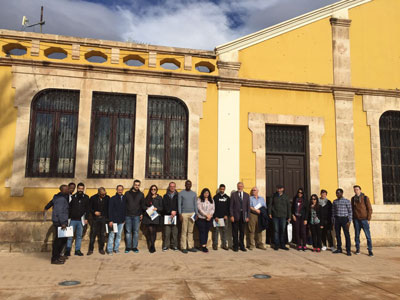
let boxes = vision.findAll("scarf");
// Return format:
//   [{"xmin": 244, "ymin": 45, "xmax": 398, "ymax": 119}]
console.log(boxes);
[{"xmin": 319, "ymin": 197, "xmax": 328, "ymax": 207}]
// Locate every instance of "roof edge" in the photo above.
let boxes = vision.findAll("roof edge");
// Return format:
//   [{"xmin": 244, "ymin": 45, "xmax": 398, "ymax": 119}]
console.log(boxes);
[
  {"xmin": 215, "ymin": 0, "xmax": 371, "ymax": 55},
  {"xmin": 0, "ymin": 29, "xmax": 216, "ymax": 58}
]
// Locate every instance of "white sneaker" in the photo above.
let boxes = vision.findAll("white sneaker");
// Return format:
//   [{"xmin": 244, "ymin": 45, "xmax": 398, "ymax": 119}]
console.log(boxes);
[
  {"xmin": 322, "ymin": 246, "xmax": 327, "ymax": 251},
  {"xmin": 330, "ymin": 247, "xmax": 336, "ymax": 252}
]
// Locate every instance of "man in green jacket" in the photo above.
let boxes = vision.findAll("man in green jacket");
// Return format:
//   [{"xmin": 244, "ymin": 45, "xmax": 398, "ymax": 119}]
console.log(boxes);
[{"xmin": 268, "ymin": 185, "xmax": 291, "ymax": 251}]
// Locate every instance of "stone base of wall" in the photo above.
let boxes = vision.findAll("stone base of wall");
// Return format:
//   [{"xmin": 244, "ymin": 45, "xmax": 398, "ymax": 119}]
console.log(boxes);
[{"xmin": 0, "ymin": 209, "xmax": 399, "ymax": 252}]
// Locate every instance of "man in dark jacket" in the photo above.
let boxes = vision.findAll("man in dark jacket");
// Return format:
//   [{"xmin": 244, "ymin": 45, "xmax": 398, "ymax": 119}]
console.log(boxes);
[
  {"xmin": 87, "ymin": 187, "xmax": 109, "ymax": 255},
  {"xmin": 230, "ymin": 182, "xmax": 250, "ymax": 252},
  {"xmin": 66, "ymin": 182, "xmax": 89, "ymax": 257},
  {"xmin": 212, "ymin": 184, "xmax": 230, "ymax": 251},
  {"xmin": 162, "ymin": 182, "xmax": 179, "ymax": 252},
  {"xmin": 124, "ymin": 179, "xmax": 144, "ymax": 253},
  {"xmin": 107, "ymin": 185, "xmax": 127, "ymax": 255},
  {"xmin": 50, "ymin": 185, "xmax": 69, "ymax": 264},
  {"xmin": 268, "ymin": 185, "xmax": 291, "ymax": 251},
  {"xmin": 351, "ymin": 185, "xmax": 373, "ymax": 256}
]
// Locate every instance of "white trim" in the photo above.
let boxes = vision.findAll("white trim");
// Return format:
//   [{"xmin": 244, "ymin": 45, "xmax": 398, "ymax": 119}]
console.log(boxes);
[{"xmin": 215, "ymin": 0, "xmax": 371, "ymax": 55}]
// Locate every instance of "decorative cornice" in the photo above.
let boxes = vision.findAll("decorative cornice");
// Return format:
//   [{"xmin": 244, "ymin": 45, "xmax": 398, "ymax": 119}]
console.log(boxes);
[
  {"xmin": 216, "ymin": 0, "xmax": 371, "ymax": 54},
  {"xmin": 1, "ymin": 57, "xmax": 399, "ymax": 98},
  {"xmin": 330, "ymin": 18, "xmax": 352, "ymax": 27},
  {"xmin": 333, "ymin": 90, "xmax": 355, "ymax": 101},
  {"xmin": 217, "ymin": 81, "xmax": 241, "ymax": 91},
  {"xmin": 216, "ymin": 61, "xmax": 241, "ymax": 71}
]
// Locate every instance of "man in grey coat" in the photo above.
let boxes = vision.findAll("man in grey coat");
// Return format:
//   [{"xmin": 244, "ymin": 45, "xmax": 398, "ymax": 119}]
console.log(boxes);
[{"xmin": 50, "ymin": 185, "xmax": 70, "ymax": 264}]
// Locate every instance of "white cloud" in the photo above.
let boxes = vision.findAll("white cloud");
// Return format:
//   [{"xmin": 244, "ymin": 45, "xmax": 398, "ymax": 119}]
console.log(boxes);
[{"xmin": 0, "ymin": 0, "xmax": 338, "ymax": 50}]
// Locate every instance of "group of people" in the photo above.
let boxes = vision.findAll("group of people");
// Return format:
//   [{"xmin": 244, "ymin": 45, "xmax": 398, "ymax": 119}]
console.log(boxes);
[{"xmin": 46, "ymin": 180, "xmax": 374, "ymax": 265}]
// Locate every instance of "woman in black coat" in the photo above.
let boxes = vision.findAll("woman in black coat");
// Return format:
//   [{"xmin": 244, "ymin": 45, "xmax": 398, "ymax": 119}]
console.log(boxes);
[
  {"xmin": 142, "ymin": 185, "xmax": 163, "ymax": 253},
  {"xmin": 308, "ymin": 194, "xmax": 322, "ymax": 252},
  {"xmin": 292, "ymin": 188, "xmax": 309, "ymax": 251}
]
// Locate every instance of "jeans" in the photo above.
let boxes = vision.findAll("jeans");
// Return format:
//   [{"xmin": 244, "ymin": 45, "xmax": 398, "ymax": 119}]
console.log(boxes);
[
  {"xmin": 52, "ymin": 225, "xmax": 67, "ymax": 261},
  {"xmin": 334, "ymin": 216, "xmax": 351, "ymax": 253},
  {"xmin": 67, "ymin": 220, "xmax": 83, "ymax": 251},
  {"xmin": 107, "ymin": 223, "xmax": 124, "ymax": 253},
  {"xmin": 273, "ymin": 217, "xmax": 287, "ymax": 248},
  {"xmin": 125, "ymin": 216, "xmax": 140, "ymax": 250},
  {"xmin": 354, "ymin": 219, "xmax": 373, "ymax": 251},
  {"xmin": 196, "ymin": 218, "xmax": 212, "ymax": 246}
]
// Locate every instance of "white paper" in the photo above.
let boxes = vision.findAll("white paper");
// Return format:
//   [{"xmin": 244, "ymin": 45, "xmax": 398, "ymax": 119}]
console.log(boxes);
[
  {"xmin": 57, "ymin": 226, "xmax": 73, "ymax": 238},
  {"xmin": 254, "ymin": 203, "xmax": 262, "ymax": 210},
  {"xmin": 213, "ymin": 218, "xmax": 225, "ymax": 227},
  {"xmin": 287, "ymin": 223, "xmax": 293, "ymax": 243},
  {"xmin": 81, "ymin": 215, "xmax": 86, "ymax": 226},
  {"xmin": 105, "ymin": 224, "xmax": 109, "ymax": 234},
  {"xmin": 113, "ymin": 223, "xmax": 118, "ymax": 233},
  {"xmin": 145, "ymin": 206, "xmax": 158, "ymax": 220},
  {"xmin": 43, "ymin": 211, "xmax": 47, "ymax": 223},
  {"xmin": 164, "ymin": 215, "xmax": 177, "ymax": 225},
  {"xmin": 191, "ymin": 213, "xmax": 196, "ymax": 222}
]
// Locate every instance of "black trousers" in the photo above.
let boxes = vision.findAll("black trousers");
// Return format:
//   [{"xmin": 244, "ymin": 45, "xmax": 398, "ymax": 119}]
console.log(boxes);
[
  {"xmin": 52, "ymin": 225, "xmax": 67, "ymax": 261},
  {"xmin": 334, "ymin": 216, "xmax": 351, "ymax": 252},
  {"xmin": 196, "ymin": 218, "xmax": 212, "ymax": 246},
  {"xmin": 232, "ymin": 214, "xmax": 245, "ymax": 249},
  {"xmin": 321, "ymin": 224, "xmax": 333, "ymax": 247},
  {"xmin": 146, "ymin": 224, "xmax": 158, "ymax": 249},
  {"xmin": 89, "ymin": 218, "xmax": 106, "ymax": 251},
  {"xmin": 310, "ymin": 224, "xmax": 322, "ymax": 249}
]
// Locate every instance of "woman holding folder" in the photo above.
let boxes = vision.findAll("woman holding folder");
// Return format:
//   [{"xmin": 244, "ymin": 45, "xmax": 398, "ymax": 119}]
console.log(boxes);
[
  {"xmin": 142, "ymin": 185, "xmax": 163, "ymax": 253},
  {"xmin": 196, "ymin": 188, "xmax": 215, "ymax": 253}
]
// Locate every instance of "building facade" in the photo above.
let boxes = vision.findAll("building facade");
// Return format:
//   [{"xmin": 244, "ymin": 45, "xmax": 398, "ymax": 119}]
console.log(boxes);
[{"xmin": 0, "ymin": 0, "xmax": 400, "ymax": 251}]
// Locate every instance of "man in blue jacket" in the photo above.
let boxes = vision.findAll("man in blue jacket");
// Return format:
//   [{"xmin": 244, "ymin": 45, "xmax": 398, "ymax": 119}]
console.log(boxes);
[
  {"xmin": 50, "ymin": 185, "xmax": 70, "ymax": 264},
  {"xmin": 107, "ymin": 185, "xmax": 126, "ymax": 255}
]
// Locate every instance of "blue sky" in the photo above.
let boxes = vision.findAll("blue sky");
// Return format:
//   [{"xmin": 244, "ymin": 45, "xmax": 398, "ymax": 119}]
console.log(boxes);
[{"xmin": 0, "ymin": 0, "xmax": 338, "ymax": 50}]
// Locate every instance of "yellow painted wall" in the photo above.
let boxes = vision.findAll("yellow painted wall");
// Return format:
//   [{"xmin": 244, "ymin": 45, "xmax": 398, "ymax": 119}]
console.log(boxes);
[
  {"xmin": 198, "ymin": 83, "xmax": 218, "ymax": 194},
  {"xmin": 240, "ymin": 87, "xmax": 339, "ymax": 198},
  {"xmin": 353, "ymin": 95, "xmax": 374, "ymax": 203},
  {"xmin": 349, "ymin": 0, "xmax": 400, "ymax": 89},
  {"xmin": 238, "ymin": 17, "xmax": 333, "ymax": 85}
]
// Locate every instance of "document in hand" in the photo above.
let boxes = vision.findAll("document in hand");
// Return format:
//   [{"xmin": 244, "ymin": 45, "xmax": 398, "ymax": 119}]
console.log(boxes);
[
  {"xmin": 57, "ymin": 226, "xmax": 73, "ymax": 238},
  {"xmin": 254, "ymin": 203, "xmax": 262, "ymax": 210},
  {"xmin": 287, "ymin": 223, "xmax": 293, "ymax": 243},
  {"xmin": 81, "ymin": 215, "xmax": 86, "ymax": 226},
  {"xmin": 146, "ymin": 206, "xmax": 159, "ymax": 221},
  {"xmin": 213, "ymin": 218, "xmax": 225, "ymax": 227},
  {"xmin": 113, "ymin": 223, "xmax": 118, "ymax": 233},
  {"xmin": 164, "ymin": 215, "xmax": 177, "ymax": 225},
  {"xmin": 190, "ymin": 213, "xmax": 196, "ymax": 222}
]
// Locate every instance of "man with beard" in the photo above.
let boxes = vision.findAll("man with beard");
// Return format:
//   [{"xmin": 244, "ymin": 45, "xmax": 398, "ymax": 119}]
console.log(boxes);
[
  {"xmin": 124, "ymin": 179, "xmax": 144, "ymax": 253},
  {"xmin": 65, "ymin": 182, "xmax": 89, "ymax": 257},
  {"xmin": 87, "ymin": 187, "xmax": 109, "ymax": 255}
]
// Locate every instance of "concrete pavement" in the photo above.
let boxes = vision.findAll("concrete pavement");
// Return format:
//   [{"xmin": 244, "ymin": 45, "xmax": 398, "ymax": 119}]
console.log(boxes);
[{"xmin": 0, "ymin": 246, "xmax": 399, "ymax": 299}]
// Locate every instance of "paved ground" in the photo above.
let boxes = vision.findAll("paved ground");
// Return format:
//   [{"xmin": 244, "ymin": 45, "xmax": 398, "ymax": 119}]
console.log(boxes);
[{"xmin": 0, "ymin": 246, "xmax": 399, "ymax": 300}]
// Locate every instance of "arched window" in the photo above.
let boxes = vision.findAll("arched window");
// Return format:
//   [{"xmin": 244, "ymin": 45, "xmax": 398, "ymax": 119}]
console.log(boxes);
[
  {"xmin": 88, "ymin": 92, "xmax": 136, "ymax": 178},
  {"xmin": 146, "ymin": 97, "xmax": 188, "ymax": 179},
  {"xmin": 380, "ymin": 111, "xmax": 400, "ymax": 204},
  {"xmin": 26, "ymin": 89, "xmax": 79, "ymax": 177}
]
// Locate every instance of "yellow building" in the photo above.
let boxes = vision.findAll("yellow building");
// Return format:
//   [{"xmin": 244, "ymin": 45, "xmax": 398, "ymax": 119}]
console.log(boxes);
[{"xmin": 0, "ymin": 0, "xmax": 399, "ymax": 250}]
